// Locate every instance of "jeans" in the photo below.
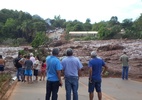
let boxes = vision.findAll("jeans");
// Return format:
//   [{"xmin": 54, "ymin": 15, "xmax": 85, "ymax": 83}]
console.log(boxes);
[
  {"xmin": 17, "ymin": 68, "xmax": 23, "ymax": 81},
  {"xmin": 122, "ymin": 66, "xmax": 129, "ymax": 80},
  {"xmin": 45, "ymin": 80, "xmax": 60, "ymax": 100},
  {"xmin": 65, "ymin": 76, "xmax": 79, "ymax": 100},
  {"xmin": 21, "ymin": 68, "xmax": 25, "ymax": 81}
]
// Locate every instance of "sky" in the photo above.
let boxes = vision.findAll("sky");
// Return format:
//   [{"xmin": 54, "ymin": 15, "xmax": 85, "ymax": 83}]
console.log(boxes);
[{"xmin": 0, "ymin": 0, "xmax": 142, "ymax": 23}]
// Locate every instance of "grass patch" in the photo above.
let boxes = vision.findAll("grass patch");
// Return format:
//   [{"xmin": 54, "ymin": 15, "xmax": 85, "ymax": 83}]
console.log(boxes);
[{"xmin": 0, "ymin": 73, "xmax": 11, "ymax": 100}]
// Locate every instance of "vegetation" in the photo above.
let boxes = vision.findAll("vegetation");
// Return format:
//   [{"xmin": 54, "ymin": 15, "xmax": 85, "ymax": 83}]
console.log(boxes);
[
  {"xmin": 0, "ymin": 73, "xmax": 11, "ymax": 91},
  {"xmin": 31, "ymin": 32, "xmax": 49, "ymax": 48},
  {"xmin": 0, "ymin": 9, "xmax": 142, "ymax": 47}
]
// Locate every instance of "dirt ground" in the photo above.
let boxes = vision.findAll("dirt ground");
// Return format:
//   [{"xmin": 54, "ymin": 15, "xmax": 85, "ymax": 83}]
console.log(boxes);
[
  {"xmin": 1, "ymin": 39, "xmax": 142, "ymax": 82},
  {"xmin": 51, "ymin": 39, "xmax": 142, "ymax": 80}
]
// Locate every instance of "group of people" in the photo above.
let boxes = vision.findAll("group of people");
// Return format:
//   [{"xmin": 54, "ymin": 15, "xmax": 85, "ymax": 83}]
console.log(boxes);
[
  {"xmin": 45, "ymin": 48, "xmax": 130, "ymax": 100},
  {"xmin": 0, "ymin": 47, "xmax": 129, "ymax": 100},
  {"xmin": 45, "ymin": 48, "xmax": 108, "ymax": 100},
  {"xmin": 14, "ymin": 53, "xmax": 46, "ymax": 84}
]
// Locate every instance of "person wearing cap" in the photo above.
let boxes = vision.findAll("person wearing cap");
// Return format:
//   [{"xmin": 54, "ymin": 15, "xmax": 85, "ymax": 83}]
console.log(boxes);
[
  {"xmin": 88, "ymin": 51, "xmax": 108, "ymax": 100},
  {"xmin": 45, "ymin": 48, "xmax": 62, "ymax": 100},
  {"xmin": 119, "ymin": 51, "xmax": 129, "ymax": 80},
  {"xmin": 30, "ymin": 53, "xmax": 35, "ymax": 63},
  {"xmin": 61, "ymin": 48, "xmax": 83, "ymax": 100}
]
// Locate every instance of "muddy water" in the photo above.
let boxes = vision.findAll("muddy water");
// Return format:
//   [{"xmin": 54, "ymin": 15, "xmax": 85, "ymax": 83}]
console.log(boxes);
[{"xmin": 0, "ymin": 46, "xmax": 23, "ymax": 59}]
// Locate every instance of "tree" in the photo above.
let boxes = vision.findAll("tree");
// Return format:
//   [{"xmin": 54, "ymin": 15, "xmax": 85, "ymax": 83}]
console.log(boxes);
[
  {"xmin": 109, "ymin": 16, "xmax": 119, "ymax": 26},
  {"xmin": 84, "ymin": 18, "xmax": 92, "ymax": 31},
  {"xmin": 86, "ymin": 18, "xmax": 91, "ymax": 23},
  {"xmin": 31, "ymin": 32, "xmax": 49, "ymax": 48},
  {"xmin": 92, "ymin": 21, "xmax": 107, "ymax": 31},
  {"xmin": 2, "ymin": 18, "xmax": 17, "ymax": 38},
  {"xmin": 122, "ymin": 18, "xmax": 133, "ymax": 29}
]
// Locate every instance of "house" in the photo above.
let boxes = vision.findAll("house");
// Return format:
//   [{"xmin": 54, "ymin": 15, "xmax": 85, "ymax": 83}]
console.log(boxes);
[{"xmin": 69, "ymin": 31, "xmax": 98, "ymax": 37}]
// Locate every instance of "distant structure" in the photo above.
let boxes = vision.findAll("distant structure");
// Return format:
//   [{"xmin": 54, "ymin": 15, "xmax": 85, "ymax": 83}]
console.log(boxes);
[{"xmin": 69, "ymin": 31, "xmax": 98, "ymax": 37}]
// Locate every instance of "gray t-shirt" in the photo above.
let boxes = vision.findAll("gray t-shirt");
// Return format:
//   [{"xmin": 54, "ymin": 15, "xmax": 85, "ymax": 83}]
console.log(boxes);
[
  {"xmin": 25, "ymin": 59, "xmax": 33, "ymax": 70},
  {"xmin": 120, "ymin": 54, "xmax": 129, "ymax": 66}
]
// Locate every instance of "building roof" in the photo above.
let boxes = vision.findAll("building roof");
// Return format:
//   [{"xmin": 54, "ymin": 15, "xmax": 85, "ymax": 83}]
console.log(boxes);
[{"xmin": 69, "ymin": 31, "xmax": 98, "ymax": 35}]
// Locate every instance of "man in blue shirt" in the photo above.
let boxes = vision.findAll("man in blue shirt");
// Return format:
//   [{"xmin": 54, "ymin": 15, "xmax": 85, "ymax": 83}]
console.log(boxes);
[
  {"xmin": 61, "ymin": 48, "xmax": 83, "ymax": 100},
  {"xmin": 88, "ymin": 51, "xmax": 108, "ymax": 100},
  {"xmin": 45, "ymin": 48, "xmax": 62, "ymax": 100}
]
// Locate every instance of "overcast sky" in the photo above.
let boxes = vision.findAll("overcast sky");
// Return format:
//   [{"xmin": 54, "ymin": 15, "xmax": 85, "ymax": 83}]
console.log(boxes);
[{"xmin": 0, "ymin": 0, "xmax": 142, "ymax": 23}]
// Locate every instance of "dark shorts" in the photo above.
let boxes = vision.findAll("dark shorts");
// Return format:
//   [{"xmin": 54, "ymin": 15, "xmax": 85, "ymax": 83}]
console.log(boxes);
[
  {"xmin": 34, "ymin": 69, "xmax": 38, "ymax": 76},
  {"xmin": 0, "ymin": 65, "xmax": 4, "ymax": 71},
  {"xmin": 88, "ymin": 80, "xmax": 101, "ymax": 93}
]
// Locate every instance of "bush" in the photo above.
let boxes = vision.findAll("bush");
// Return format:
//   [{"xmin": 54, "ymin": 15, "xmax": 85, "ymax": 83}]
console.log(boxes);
[
  {"xmin": 31, "ymin": 32, "xmax": 49, "ymax": 48},
  {"xmin": 81, "ymin": 35, "xmax": 97, "ymax": 40}
]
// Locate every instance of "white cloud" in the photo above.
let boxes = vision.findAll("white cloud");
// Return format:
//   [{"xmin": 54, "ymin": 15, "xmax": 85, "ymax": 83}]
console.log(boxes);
[{"xmin": 0, "ymin": 0, "xmax": 142, "ymax": 23}]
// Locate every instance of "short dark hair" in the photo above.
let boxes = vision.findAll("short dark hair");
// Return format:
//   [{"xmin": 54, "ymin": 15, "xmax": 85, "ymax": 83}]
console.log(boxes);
[
  {"xmin": 27, "ymin": 55, "xmax": 30, "ymax": 59},
  {"xmin": 123, "ymin": 51, "xmax": 127, "ymax": 54},
  {"xmin": 66, "ymin": 48, "xmax": 73, "ymax": 56},
  {"xmin": 36, "ymin": 55, "xmax": 40, "ymax": 60},
  {"xmin": 52, "ymin": 48, "xmax": 59, "ymax": 55},
  {"xmin": 0, "ymin": 55, "xmax": 2, "ymax": 58}
]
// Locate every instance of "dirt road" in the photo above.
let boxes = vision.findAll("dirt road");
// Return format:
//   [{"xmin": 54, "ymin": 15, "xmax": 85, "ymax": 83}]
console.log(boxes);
[{"xmin": 9, "ymin": 77, "xmax": 142, "ymax": 100}]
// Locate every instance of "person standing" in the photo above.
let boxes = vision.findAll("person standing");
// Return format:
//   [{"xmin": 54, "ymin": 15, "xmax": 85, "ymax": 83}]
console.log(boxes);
[
  {"xmin": 61, "ymin": 48, "xmax": 83, "ymax": 100},
  {"xmin": 19, "ymin": 55, "xmax": 27, "ymax": 82},
  {"xmin": 30, "ymin": 53, "xmax": 35, "ymax": 63},
  {"xmin": 0, "ymin": 55, "xmax": 5, "ymax": 74},
  {"xmin": 88, "ymin": 51, "xmax": 108, "ymax": 100},
  {"xmin": 40, "ymin": 59, "xmax": 46, "ymax": 81},
  {"xmin": 33, "ymin": 55, "xmax": 41, "ymax": 81},
  {"xmin": 24, "ymin": 55, "xmax": 33, "ymax": 84},
  {"xmin": 14, "ymin": 53, "xmax": 23, "ymax": 81},
  {"xmin": 45, "ymin": 48, "xmax": 62, "ymax": 100},
  {"xmin": 120, "ymin": 51, "xmax": 129, "ymax": 80}
]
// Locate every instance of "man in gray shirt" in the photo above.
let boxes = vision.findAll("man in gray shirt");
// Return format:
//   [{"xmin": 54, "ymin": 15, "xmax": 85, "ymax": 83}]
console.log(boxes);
[
  {"xmin": 61, "ymin": 48, "xmax": 83, "ymax": 100},
  {"xmin": 120, "ymin": 51, "xmax": 129, "ymax": 80},
  {"xmin": 25, "ymin": 55, "xmax": 33, "ymax": 84}
]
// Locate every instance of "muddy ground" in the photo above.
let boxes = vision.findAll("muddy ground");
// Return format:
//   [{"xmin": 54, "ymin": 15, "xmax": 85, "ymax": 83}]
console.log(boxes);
[
  {"xmin": 51, "ymin": 39, "xmax": 142, "ymax": 80},
  {"xmin": 1, "ymin": 39, "xmax": 142, "ymax": 81}
]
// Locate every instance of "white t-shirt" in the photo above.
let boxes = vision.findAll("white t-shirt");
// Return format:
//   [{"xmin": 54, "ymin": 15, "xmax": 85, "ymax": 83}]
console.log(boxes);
[
  {"xmin": 33, "ymin": 60, "xmax": 41, "ymax": 70},
  {"xmin": 30, "ymin": 56, "xmax": 35, "ymax": 63}
]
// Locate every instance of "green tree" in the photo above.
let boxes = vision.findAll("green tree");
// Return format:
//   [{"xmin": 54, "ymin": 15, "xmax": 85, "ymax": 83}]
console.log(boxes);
[
  {"xmin": 92, "ymin": 21, "xmax": 107, "ymax": 31},
  {"xmin": 122, "ymin": 18, "xmax": 133, "ymax": 29},
  {"xmin": 2, "ymin": 18, "xmax": 17, "ymax": 38},
  {"xmin": 84, "ymin": 18, "xmax": 92, "ymax": 31},
  {"xmin": 31, "ymin": 32, "xmax": 49, "ymax": 48}
]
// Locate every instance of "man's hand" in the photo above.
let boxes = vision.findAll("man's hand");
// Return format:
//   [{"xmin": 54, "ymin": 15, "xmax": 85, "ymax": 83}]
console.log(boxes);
[
  {"xmin": 59, "ymin": 80, "xmax": 63, "ymax": 87},
  {"xmin": 89, "ymin": 78, "xmax": 92, "ymax": 83}
]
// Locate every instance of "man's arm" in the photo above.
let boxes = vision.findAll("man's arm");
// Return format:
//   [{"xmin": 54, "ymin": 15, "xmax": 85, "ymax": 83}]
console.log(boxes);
[
  {"xmin": 88, "ymin": 67, "xmax": 92, "ymax": 83},
  {"xmin": 102, "ymin": 65, "xmax": 108, "ymax": 75},
  {"xmin": 18, "ymin": 59, "xmax": 24, "ymax": 65},
  {"xmin": 57, "ymin": 70, "xmax": 62, "ymax": 86},
  {"xmin": 78, "ymin": 69, "xmax": 82, "ymax": 77}
]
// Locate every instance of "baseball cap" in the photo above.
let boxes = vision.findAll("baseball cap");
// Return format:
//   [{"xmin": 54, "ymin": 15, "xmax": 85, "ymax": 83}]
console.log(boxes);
[
  {"xmin": 91, "ymin": 51, "xmax": 97, "ymax": 57},
  {"xmin": 30, "ymin": 53, "xmax": 33, "ymax": 56}
]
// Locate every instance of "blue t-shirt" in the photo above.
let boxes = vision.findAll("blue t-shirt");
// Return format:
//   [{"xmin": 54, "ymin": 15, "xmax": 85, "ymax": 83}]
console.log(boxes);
[
  {"xmin": 61, "ymin": 56, "xmax": 83, "ymax": 77},
  {"xmin": 46, "ymin": 55, "xmax": 62, "ymax": 81},
  {"xmin": 88, "ymin": 57, "xmax": 105, "ymax": 81}
]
